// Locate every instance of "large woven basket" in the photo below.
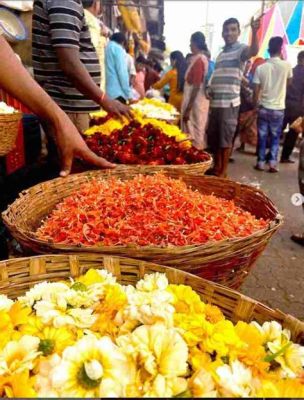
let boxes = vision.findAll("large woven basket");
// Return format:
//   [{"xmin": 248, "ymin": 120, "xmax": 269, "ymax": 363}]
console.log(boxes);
[
  {"xmin": 2, "ymin": 169, "xmax": 282, "ymax": 289},
  {"xmin": 0, "ymin": 112, "xmax": 22, "ymax": 156},
  {"xmin": 0, "ymin": 254, "xmax": 302, "ymax": 342}
]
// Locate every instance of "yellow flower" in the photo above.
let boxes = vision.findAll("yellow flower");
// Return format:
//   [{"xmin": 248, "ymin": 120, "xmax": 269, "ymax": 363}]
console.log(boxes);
[
  {"xmin": 0, "ymin": 371, "xmax": 37, "ymax": 398},
  {"xmin": 8, "ymin": 302, "xmax": 32, "ymax": 328},
  {"xmin": 189, "ymin": 346, "xmax": 223, "ymax": 372},
  {"xmin": 234, "ymin": 321, "xmax": 269, "ymax": 376},
  {"xmin": 117, "ymin": 323, "xmax": 188, "ymax": 397},
  {"xmin": 0, "ymin": 335, "xmax": 40, "ymax": 376},
  {"xmin": 168, "ymin": 284, "xmax": 206, "ymax": 314},
  {"xmin": 51, "ymin": 335, "xmax": 135, "ymax": 397},
  {"xmin": 76, "ymin": 268, "xmax": 116, "ymax": 287},
  {"xmin": 89, "ymin": 110, "xmax": 108, "ymax": 119},
  {"xmin": 91, "ymin": 284, "xmax": 127, "ymax": 337},
  {"xmin": 188, "ymin": 368, "xmax": 217, "ymax": 397},
  {"xmin": 255, "ymin": 378, "xmax": 304, "ymax": 398},
  {"xmin": 37, "ymin": 326, "xmax": 76, "ymax": 356},
  {"xmin": 204, "ymin": 304, "xmax": 224, "ymax": 324},
  {"xmin": 0, "ymin": 312, "xmax": 14, "ymax": 350}
]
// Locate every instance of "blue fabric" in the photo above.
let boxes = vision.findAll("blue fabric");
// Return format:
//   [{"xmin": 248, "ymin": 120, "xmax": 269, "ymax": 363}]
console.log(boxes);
[
  {"xmin": 257, "ymin": 107, "xmax": 285, "ymax": 168},
  {"xmin": 206, "ymin": 60, "xmax": 215, "ymax": 83},
  {"xmin": 105, "ymin": 41, "xmax": 130, "ymax": 100}
]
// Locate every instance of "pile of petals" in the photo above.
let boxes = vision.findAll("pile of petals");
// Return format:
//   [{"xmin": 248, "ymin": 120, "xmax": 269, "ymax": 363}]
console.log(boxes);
[
  {"xmin": 0, "ymin": 269, "xmax": 303, "ymax": 398},
  {"xmin": 36, "ymin": 174, "xmax": 268, "ymax": 246},
  {"xmin": 85, "ymin": 121, "xmax": 208, "ymax": 165}
]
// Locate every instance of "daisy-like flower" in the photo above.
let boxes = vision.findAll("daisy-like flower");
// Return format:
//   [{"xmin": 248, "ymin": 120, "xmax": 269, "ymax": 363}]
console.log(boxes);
[
  {"xmin": 117, "ymin": 323, "xmax": 188, "ymax": 397},
  {"xmin": 188, "ymin": 368, "xmax": 217, "ymax": 398},
  {"xmin": 216, "ymin": 360, "xmax": 257, "ymax": 397},
  {"xmin": 0, "ymin": 295, "xmax": 13, "ymax": 312},
  {"xmin": 251, "ymin": 321, "xmax": 289, "ymax": 344},
  {"xmin": 0, "ymin": 370, "xmax": 37, "ymax": 398},
  {"xmin": 0, "ymin": 335, "xmax": 40, "ymax": 376},
  {"xmin": 51, "ymin": 335, "xmax": 135, "ymax": 397}
]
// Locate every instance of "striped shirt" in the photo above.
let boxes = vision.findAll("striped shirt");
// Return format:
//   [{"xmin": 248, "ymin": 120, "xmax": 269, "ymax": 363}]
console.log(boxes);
[
  {"xmin": 209, "ymin": 42, "xmax": 248, "ymax": 108},
  {"xmin": 32, "ymin": 0, "xmax": 100, "ymax": 112}
]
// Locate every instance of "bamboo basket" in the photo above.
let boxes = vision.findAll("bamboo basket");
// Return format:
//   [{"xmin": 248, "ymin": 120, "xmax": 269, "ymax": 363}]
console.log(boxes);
[
  {"xmin": 2, "ymin": 169, "xmax": 282, "ymax": 289},
  {"xmin": 0, "ymin": 112, "xmax": 22, "ymax": 156},
  {"xmin": 0, "ymin": 254, "xmax": 302, "ymax": 342}
]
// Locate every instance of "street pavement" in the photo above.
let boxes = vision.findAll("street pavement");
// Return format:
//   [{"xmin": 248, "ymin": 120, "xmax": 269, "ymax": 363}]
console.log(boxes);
[{"xmin": 229, "ymin": 147, "xmax": 304, "ymax": 320}]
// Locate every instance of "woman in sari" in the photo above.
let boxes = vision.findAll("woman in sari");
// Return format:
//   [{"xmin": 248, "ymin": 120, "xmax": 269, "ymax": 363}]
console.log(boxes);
[
  {"xmin": 181, "ymin": 32, "xmax": 209, "ymax": 149},
  {"xmin": 153, "ymin": 51, "xmax": 187, "ymax": 112}
]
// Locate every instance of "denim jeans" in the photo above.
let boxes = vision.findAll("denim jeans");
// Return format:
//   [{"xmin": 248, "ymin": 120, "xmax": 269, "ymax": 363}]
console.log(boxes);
[{"xmin": 257, "ymin": 107, "xmax": 285, "ymax": 168}]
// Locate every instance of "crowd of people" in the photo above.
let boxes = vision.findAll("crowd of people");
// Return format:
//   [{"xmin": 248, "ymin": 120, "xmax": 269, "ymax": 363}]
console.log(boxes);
[{"xmin": 1, "ymin": 0, "xmax": 304, "ymax": 248}]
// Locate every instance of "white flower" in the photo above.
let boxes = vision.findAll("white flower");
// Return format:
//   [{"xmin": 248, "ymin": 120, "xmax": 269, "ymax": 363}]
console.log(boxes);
[
  {"xmin": 115, "ymin": 284, "xmax": 175, "ymax": 330},
  {"xmin": 0, "ymin": 294, "xmax": 13, "ymax": 312},
  {"xmin": 51, "ymin": 335, "xmax": 135, "ymax": 397},
  {"xmin": 19, "ymin": 281, "xmax": 70, "ymax": 307},
  {"xmin": 188, "ymin": 369, "xmax": 217, "ymax": 397},
  {"xmin": 95, "ymin": 269, "xmax": 116, "ymax": 285},
  {"xmin": 65, "ymin": 284, "xmax": 104, "ymax": 308},
  {"xmin": 251, "ymin": 321, "xmax": 290, "ymax": 343},
  {"xmin": 34, "ymin": 300, "xmax": 97, "ymax": 328},
  {"xmin": 136, "ymin": 273, "xmax": 169, "ymax": 292},
  {"xmin": 216, "ymin": 360, "xmax": 256, "ymax": 397},
  {"xmin": 0, "ymin": 335, "xmax": 40, "ymax": 375},
  {"xmin": 35, "ymin": 353, "xmax": 61, "ymax": 397}
]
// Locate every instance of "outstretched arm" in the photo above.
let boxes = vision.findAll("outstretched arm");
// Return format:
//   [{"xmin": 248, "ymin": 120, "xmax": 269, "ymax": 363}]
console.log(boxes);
[{"xmin": 0, "ymin": 36, "xmax": 114, "ymax": 176}]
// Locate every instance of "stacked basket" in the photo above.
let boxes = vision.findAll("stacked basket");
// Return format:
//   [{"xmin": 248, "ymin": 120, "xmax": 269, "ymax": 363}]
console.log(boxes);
[{"xmin": 0, "ymin": 111, "xmax": 22, "ymax": 156}]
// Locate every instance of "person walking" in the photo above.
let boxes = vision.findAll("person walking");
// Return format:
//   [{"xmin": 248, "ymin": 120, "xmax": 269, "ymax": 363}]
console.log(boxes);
[
  {"xmin": 153, "ymin": 51, "xmax": 187, "ymax": 112},
  {"xmin": 207, "ymin": 17, "xmax": 260, "ymax": 177},
  {"xmin": 253, "ymin": 37, "xmax": 293, "ymax": 173},
  {"xmin": 181, "ymin": 32, "xmax": 209, "ymax": 149},
  {"xmin": 105, "ymin": 33, "xmax": 131, "ymax": 103},
  {"xmin": 280, "ymin": 50, "xmax": 304, "ymax": 163}
]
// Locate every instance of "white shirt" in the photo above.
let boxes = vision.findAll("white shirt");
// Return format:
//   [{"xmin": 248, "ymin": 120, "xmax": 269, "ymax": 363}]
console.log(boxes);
[
  {"xmin": 253, "ymin": 57, "xmax": 293, "ymax": 110},
  {"xmin": 126, "ymin": 53, "xmax": 136, "ymax": 78}
]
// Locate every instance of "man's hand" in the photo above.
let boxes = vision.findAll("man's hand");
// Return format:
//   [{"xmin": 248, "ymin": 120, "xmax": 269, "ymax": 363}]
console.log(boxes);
[
  {"xmin": 251, "ymin": 16, "xmax": 262, "ymax": 34},
  {"xmin": 54, "ymin": 114, "xmax": 115, "ymax": 177},
  {"xmin": 101, "ymin": 97, "xmax": 133, "ymax": 120}
]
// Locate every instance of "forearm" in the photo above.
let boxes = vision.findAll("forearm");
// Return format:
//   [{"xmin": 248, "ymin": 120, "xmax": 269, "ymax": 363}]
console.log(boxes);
[
  {"xmin": 58, "ymin": 53, "xmax": 103, "ymax": 104},
  {"xmin": 0, "ymin": 37, "xmax": 65, "ymax": 127},
  {"xmin": 248, "ymin": 30, "xmax": 259, "ymax": 58}
]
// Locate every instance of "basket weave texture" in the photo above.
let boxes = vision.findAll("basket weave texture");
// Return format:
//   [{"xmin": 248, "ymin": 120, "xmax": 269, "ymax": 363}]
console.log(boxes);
[
  {"xmin": 0, "ymin": 112, "xmax": 22, "ymax": 156},
  {"xmin": 0, "ymin": 254, "xmax": 302, "ymax": 342},
  {"xmin": 2, "ymin": 169, "xmax": 282, "ymax": 289}
]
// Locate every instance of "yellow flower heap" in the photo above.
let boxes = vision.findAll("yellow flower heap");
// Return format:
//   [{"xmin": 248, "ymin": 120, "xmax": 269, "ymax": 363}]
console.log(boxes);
[{"xmin": 0, "ymin": 271, "xmax": 303, "ymax": 398}]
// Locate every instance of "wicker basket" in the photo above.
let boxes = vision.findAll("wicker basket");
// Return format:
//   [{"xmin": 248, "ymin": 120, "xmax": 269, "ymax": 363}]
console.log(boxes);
[
  {"xmin": 2, "ymin": 169, "xmax": 282, "ymax": 289},
  {"xmin": 0, "ymin": 112, "xmax": 22, "ymax": 156},
  {"xmin": 0, "ymin": 254, "xmax": 302, "ymax": 342}
]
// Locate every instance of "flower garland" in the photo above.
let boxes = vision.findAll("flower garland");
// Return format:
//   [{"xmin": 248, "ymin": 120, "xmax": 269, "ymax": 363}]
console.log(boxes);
[{"xmin": 0, "ymin": 271, "xmax": 303, "ymax": 398}]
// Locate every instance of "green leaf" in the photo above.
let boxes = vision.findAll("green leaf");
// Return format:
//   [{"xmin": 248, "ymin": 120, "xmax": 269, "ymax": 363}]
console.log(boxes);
[{"xmin": 264, "ymin": 342, "xmax": 292, "ymax": 363}]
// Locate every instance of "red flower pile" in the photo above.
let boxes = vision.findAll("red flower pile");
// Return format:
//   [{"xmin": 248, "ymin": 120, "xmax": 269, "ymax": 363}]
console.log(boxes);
[
  {"xmin": 37, "ymin": 174, "xmax": 268, "ymax": 247},
  {"xmin": 85, "ymin": 121, "xmax": 210, "ymax": 165}
]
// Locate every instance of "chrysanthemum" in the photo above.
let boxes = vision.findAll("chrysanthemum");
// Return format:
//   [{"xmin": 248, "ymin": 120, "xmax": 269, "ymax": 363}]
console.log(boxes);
[
  {"xmin": 136, "ymin": 273, "xmax": 169, "ymax": 292},
  {"xmin": 167, "ymin": 284, "xmax": 206, "ymax": 314},
  {"xmin": 254, "ymin": 378, "xmax": 304, "ymax": 397},
  {"xmin": 18, "ymin": 281, "xmax": 70, "ymax": 308},
  {"xmin": 188, "ymin": 368, "xmax": 218, "ymax": 397},
  {"xmin": 0, "ymin": 371, "xmax": 37, "ymax": 398},
  {"xmin": 216, "ymin": 360, "xmax": 257, "ymax": 397},
  {"xmin": 0, "ymin": 335, "xmax": 40, "ymax": 375},
  {"xmin": 117, "ymin": 323, "xmax": 188, "ymax": 397},
  {"xmin": 51, "ymin": 335, "xmax": 135, "ymax": 397},
  {"xmin": 75, "ymin": 268, "xmax": 116, "ymax": 287}
]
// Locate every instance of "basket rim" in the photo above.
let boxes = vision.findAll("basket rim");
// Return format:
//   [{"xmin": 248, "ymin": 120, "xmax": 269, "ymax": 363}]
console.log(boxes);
[
  {"xmin": 2, "ymin": 169, "xmax": 283, "ymax": 253},
  {"xmin": 0, "ymin": 253, "xmax": 302, "ymax": 335}
]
